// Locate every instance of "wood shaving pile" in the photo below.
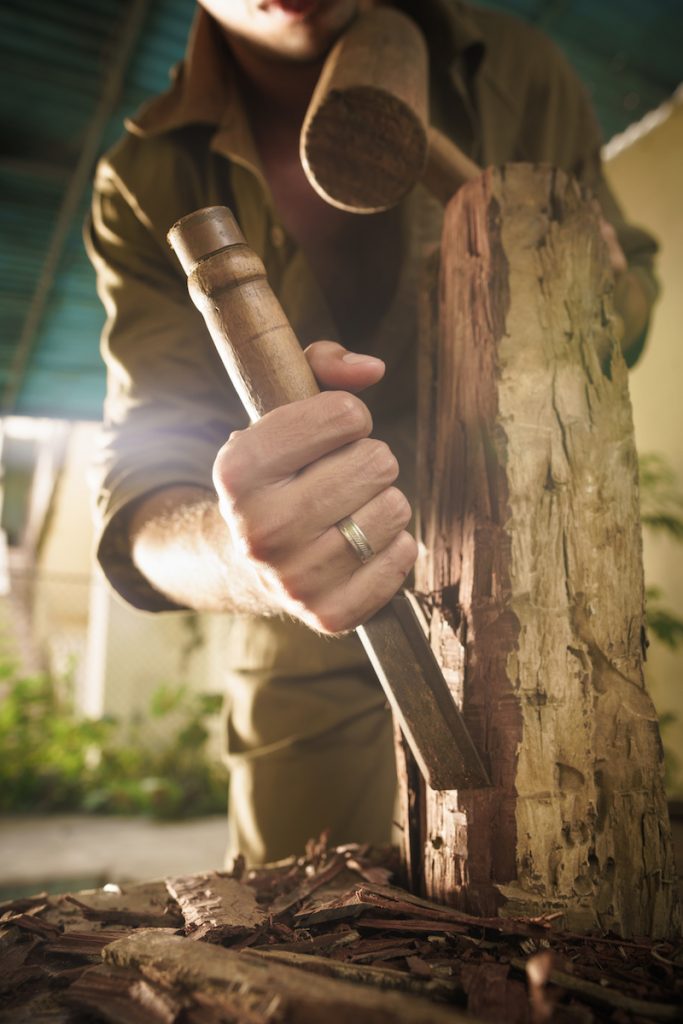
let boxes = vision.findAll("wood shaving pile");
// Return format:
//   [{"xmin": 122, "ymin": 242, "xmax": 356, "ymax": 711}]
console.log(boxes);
[{"xmin": 0, "ymin": 837, "xmax": 681, "ymax": 1023}]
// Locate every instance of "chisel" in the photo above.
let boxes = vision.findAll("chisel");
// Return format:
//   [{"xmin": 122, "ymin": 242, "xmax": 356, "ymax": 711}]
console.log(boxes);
[{"xmin": 168, "ymin": 205, "xmax": 489, "ymax": 791}]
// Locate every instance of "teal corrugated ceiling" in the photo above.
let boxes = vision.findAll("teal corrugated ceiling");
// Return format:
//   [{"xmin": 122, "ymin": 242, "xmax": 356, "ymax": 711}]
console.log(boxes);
[
  {"xmin": 0, "ymin": 0, "xmax": 192, "ymax": 420},
  {"xmin": 0, "ymin": 0, "xmax": 681, "ymax": 421}
]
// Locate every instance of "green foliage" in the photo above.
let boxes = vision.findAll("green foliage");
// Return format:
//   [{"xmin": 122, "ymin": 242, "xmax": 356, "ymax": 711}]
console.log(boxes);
[
  {"xmin": 0, "ymin": 667, "xmax": 227, "ymax": 819},
  {"xmin": 639, "ymin": 453, "xmax": 683, "ymax": 792},
  {"xmin": 639, "ymin": 453, "xmax": 683, "ymax": 540},
  {"xmin": 659, "ymin": 712, "xmax": 680, "ymax": 793},
  {"xmin": 639, "ymin": 454, "xmax": 683, "ymax": 654},
  {"xmin": 645, "ymin": 587, "xmax": 683, "ymax": 650}
]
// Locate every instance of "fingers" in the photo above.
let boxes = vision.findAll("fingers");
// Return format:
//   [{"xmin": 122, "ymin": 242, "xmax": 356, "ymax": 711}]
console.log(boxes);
[
  {"xmin": 212, "ymin": 376, "xmax": 415, "ymax": 634},
  {"xmin": 214, "ymin": 390, "xmax": 372, "ymax": 491},
  {"xmin": 596, "ymin": 215, "xmax": 628, "ymax": 275},
  {"xmin": 304, "ymin": 340, "xmax": 385, "ymax": 393},
  {"xmin": 236, "ymin": 437, "xmax": 401, "ymax": 558},
  {"xmin": 276, "ymin": 487, "xmax": 413, "ymax": 604},
  {"xmin": 233, "ymin": 481, "xmax": 415, "ymax": 634},
  {"xmin": 299, "ymin": 532, "xmax": 418, "ymax": 634}
]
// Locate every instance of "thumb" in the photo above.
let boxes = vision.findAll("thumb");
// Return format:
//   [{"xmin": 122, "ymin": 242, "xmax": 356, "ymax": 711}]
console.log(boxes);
[{"xmin": 304, "ymin": 340, "xmax": 386, "ymax": 393}]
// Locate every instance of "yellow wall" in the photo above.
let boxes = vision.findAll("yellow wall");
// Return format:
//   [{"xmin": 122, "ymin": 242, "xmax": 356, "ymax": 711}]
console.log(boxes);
[{"xmin": 605, "ymin": 97, "xmax": 683, "ymax": 796}]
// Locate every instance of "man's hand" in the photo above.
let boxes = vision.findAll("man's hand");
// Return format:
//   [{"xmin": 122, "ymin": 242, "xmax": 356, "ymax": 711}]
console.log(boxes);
[
  {"xmin": 213, "ymin": 341, "xmax": 417, "ymax": 633},
  {"xmin": 129, "ymin": 342, "xmax": 417, "ymax": 633},
  {"xmin": 598, "ymin": 216, "xmax": 650, "ymax": 361}
]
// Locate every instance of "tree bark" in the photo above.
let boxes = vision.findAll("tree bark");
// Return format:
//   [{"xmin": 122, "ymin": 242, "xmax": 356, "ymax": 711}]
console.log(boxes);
[{"xmin": 409, "ymin": 163, "xmax": 679, "ymax": 938}]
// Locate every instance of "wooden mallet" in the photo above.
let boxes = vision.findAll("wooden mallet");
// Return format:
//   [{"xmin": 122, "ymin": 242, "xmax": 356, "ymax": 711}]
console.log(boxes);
[{"xmin": 300, "ymin": 6, "xmax": 481, "ymax": 213}]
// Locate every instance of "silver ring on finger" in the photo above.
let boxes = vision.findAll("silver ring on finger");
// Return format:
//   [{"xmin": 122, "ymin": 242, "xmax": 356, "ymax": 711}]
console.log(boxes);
[{"xmin": 336, "ymin": 515, "xmax": 375, "ymax": 564}]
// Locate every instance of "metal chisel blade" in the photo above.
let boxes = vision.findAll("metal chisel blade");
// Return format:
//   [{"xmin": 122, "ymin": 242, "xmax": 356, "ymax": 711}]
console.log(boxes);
[{"xmin": 357, "ymin": 593, "xmax": 490, "ymax": 790}]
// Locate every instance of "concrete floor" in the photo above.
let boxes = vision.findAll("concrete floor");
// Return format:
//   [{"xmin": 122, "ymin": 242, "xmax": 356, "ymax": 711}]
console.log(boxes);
[
  {"xmin": 0, "ymin": 814, "xmax": 229, "ymax": 900},
  {"xmin": 1, "ymin": 813, "xmax": 681, "ymax": 905}
]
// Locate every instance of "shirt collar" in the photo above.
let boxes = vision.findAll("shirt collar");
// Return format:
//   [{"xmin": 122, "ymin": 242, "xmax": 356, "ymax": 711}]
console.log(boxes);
[
  {"xmin": 125, "ymin": 7, "xmax": 235, "ymax": 138},
  {"xmin": 125, "ymin": 2, "xmax": 486, "ymax": 140}
]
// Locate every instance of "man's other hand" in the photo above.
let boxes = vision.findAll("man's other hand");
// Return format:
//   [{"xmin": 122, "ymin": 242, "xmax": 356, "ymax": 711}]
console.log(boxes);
[{"xmin": 597, "ymin": 215, "xmax": 650, "ymax": 363}]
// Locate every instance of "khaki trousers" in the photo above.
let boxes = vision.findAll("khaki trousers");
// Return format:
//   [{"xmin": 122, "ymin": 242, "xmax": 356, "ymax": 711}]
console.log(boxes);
[{"xmin": 221, "ymin": 658, "xmax": 397, "ymax": 866}]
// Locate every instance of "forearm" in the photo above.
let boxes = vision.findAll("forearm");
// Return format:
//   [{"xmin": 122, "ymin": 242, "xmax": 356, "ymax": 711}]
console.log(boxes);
[
  {"xmin": 128, "ymin": 485, "xmax": 282, "ymax": 616},
  {"xmin": 126, "ymin": 347, "xmax": 416, "ymax": 635}
]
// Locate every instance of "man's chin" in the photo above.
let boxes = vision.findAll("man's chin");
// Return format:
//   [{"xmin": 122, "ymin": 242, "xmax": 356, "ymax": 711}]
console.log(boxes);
[{"xmin": 255, "ymin": 0, "xmax": 359, "ymax": 61}]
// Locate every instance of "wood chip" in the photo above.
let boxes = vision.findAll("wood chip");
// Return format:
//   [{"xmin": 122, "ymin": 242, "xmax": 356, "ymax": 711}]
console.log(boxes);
[
  {"xmin": 511, "ymin": 956, "xmax": 683, "ymax": 1021},
  {"xmin": 294, "ymin": 883, "xmax": 547, "ymax": 937},
  {"xmin": 165, "ymin": 873, "xmax": 267, "ymax": 942},
  {"xmin": 64, "ymin": 895, "xmax": 182, "ymax": 929},
  {"xmin": 247, "ymin": 946, "xmax": 460, "ymax": 1002},
  {"xmin": 43, "ymin": 928, "xmax": 130, "ymax": 957},
  {"xmin": 64, "ymin": 964, "xmax": 182, "ymax": 1024},
  {"xmin": 1, "ymin": 914, "xmax": 61, "ymax": 939},
  {"xmin": 268, "ymin": 855, "xmax": 347, "ymax": 917},
  {"xmin": 0, "ymin": 895, "xmax": 50, "ymax": 917},
  {"xmin": 0, "ymin": 933, "xmax": 42, "ymax": 994},
  {"xmin": 462, "ymin": 962, "xmax": 529, "ymax": 1023},
  {"xmin": 104, "ymin": 929, "xmax": 473, "ymax": 1023},
  {"xmin": 0, "ymin": 844, "xmax": 679, "ymax": 1023},
  {"xmin": 354, "ymin": 916, "xmax": 469, "ymax": 934}
]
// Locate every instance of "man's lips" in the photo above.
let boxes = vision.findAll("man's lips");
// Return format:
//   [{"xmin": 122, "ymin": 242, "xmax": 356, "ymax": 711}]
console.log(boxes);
[{"xmin": 260, "ymin": 0, "xmax": 321, "ymax": 16}]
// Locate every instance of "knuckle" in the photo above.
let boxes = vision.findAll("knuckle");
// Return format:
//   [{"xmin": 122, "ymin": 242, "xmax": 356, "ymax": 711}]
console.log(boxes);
[
  {"xmin": 313, "ymin": 603, "xmax": 353, "ymax": 636},
  {"xmin": 278, "ymin": 567, "xmax": 312, "ymax": 607},
  {"xmin": 395, "ymin": 530, "xmax": 419, "ymax": 568},
  {"xmin": 213, "ymin": 432, "xmax": 248, "ymax": 498},
  {"xmin": 382, "ymin": 486, "xmax": 412, "ymax": 527},
  {"xmin": 239, "ymin": 515, "xmax": 285, "ymax": 565},
  {"xmin": 239, "ymin": 523, "xmax": 271, "ymax": 564},
  {"xmin": 366, "ymin": 439, "xmax": 398, "ymax": 481},
  {"xmin": 321, "ymin": 391, "xmax": 371, "ymax": 438}
]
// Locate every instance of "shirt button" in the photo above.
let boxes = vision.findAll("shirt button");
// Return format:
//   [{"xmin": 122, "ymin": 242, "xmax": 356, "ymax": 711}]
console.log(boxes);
[{"xmin": 270, "ymin": 224, "xmax": 286, "ymax": 248}]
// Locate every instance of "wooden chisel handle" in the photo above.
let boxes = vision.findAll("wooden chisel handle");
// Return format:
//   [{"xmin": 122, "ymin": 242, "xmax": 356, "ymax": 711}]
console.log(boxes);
[
  {"xmin": 168, "ymin": 206, "xmax": 318, "ymax": 418},
  {"xmin": 168, "ymin": 206, "xmax": 490, "ymax": 791}
]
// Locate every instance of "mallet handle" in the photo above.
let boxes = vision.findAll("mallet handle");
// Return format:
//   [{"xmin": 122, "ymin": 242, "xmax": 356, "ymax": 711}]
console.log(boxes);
[{"xmin": 424, "ymin": 127, "xmax": 481, "ymax": 206}]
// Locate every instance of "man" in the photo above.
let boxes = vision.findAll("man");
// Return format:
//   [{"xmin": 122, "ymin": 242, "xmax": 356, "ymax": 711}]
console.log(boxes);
[{"xmin": 86, "ymin": 0, "xmax": 658, "ymax": 865}]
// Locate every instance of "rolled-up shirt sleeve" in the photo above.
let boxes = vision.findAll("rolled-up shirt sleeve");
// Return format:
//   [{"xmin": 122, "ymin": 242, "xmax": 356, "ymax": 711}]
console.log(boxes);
[{"xmin": 85, "ymin": 160, "xmax": 247, "ymax": 610}]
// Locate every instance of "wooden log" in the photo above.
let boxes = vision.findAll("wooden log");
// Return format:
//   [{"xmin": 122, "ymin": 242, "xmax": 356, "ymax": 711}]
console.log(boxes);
[
  {"xmin": 413, "ymin": 163, "xmax": 680, "ymax": 938},
  {"xmin": 103, "ymin": 929, "xmax": 477, "ymax": 1024}
]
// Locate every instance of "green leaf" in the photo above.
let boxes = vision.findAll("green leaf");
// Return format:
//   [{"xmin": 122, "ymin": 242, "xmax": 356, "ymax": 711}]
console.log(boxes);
[
  {"xmin": 0, "ymin": 658, "xmax": 227, "ymax": 820},
  {"xmin": 647, "ymin": 607, "xmax": 683, "ymax": 649},
  {"xmin": 149, "ymin": 684, "xmax": 187, "ymax": 717},
  {"xmin": 639, "ymin": 452, "xmax": 683, "ymax": 540}
]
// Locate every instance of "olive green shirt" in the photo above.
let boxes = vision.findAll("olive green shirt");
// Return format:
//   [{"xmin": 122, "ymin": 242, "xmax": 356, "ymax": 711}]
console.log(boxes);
[{"xmin": 86, "ymin": 0, "xmax": 658, "ymax": 676}]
